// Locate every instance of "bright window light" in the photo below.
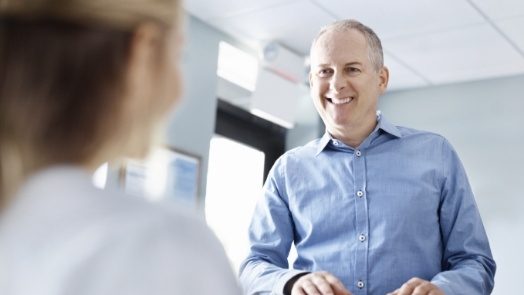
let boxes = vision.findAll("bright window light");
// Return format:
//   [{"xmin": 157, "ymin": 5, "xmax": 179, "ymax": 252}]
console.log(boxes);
[
  {"xmin": 217, "ymin": 41, "xmax": 258, "ymax": 92},
  {"xmin": 92, "ymin": 162, "xmax": 108, "ymax": 189},
  {"xmin": 205, "ymin": 135, "xmax": 264, "ymax": 274}
]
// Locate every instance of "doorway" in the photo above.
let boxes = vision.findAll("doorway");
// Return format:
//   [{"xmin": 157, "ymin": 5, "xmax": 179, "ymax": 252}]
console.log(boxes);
[{"xmin": 205, "ymin": 99, "xmax": 287, "ymax": 273}]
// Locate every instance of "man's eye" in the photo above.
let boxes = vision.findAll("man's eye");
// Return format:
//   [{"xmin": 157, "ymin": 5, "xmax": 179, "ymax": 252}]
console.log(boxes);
[
  {"xmin": 347, "ymin": 67, "xmax": 361, "ymax": 73},
  {"xmin": 318, "ymin": 69, "xmax": 333, "ymax": 77}
]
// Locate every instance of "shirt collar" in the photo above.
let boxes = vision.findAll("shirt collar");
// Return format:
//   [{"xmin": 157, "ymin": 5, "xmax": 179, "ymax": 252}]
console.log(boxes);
[
  {"xmin": 315, "ymin": 111, "xmax": 402, "ymax": 156},
  {"xmin": 377, "ymin": 112, "xmax": 402, "ymax": 139},
  {"xmin": 316, "ymin": 132, "xmax": 333, "ymax": 155}
]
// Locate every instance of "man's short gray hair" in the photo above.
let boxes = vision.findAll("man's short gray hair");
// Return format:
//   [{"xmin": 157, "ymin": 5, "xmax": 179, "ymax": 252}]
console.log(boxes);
[{"xmin": 310, "ymin": 19, "xmax": 384, "ymax": 72}]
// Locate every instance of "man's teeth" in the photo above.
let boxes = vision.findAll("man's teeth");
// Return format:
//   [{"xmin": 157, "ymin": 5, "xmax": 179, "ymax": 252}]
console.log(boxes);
[{"xmin": 329, "ymin": 97, "xmax": 353, "ymax": 105}]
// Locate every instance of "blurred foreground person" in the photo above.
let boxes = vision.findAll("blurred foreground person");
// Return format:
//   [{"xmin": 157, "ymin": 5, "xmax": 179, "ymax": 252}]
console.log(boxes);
[{"xmin": 0, "ymin": 0, "xmax": 241, "ymax": 294}]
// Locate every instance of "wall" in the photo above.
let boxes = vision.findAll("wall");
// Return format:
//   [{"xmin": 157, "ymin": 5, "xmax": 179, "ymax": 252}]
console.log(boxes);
[
  {"xmin": 164, "ymin": 15, "xmax": 263, "ymax": 211},
  {"xmin": 163, "ymin": 15, "xmax": 223, "ymax": 210},
  {"xmin": 379, "ymin": 74, "xmax": 524, "ymax": 295},
  {"xmin": 286, "ymin": 85, "xmax": 323, "ymax": 150}
]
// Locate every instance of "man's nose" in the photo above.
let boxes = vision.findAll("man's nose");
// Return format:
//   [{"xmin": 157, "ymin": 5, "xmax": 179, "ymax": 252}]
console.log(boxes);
[{"xmin": 329, "ymin": 71, "xmax": 346, "ymax": 92}]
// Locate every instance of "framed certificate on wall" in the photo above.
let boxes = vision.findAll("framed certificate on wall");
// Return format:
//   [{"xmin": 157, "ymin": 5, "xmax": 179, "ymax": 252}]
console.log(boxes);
[{"xmin": 122, "ymin": 147, "xmax": 200, "ymax": 207}]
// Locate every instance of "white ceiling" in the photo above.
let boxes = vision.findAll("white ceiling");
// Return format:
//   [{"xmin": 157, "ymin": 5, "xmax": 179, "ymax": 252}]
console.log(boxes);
[{"xmin": 184, "ymin": 0, "xmax": 524, "ymax": 91}]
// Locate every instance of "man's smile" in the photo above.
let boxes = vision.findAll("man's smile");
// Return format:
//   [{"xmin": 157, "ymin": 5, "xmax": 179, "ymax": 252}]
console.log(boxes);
[{"xmin": 326, "ymin": 96, "xmax": 354, "ymax": 105}]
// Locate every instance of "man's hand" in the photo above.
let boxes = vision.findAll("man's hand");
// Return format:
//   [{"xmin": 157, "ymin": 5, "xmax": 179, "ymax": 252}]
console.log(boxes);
[
  {"xmin": 387, "ymin": 277, "xmax": 444, "ymax": 295},
  {"xmin": 291, "ymin": 271, "xmax": 352, "ymax": 295}
]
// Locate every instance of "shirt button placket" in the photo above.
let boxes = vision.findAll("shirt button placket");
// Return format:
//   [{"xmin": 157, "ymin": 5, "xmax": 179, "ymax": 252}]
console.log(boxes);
[{"xmin": 353, "ymin": 148, "xmax": 368, "ymax": 294}]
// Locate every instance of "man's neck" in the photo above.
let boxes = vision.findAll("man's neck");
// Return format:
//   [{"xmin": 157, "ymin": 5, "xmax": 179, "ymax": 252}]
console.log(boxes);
[{"xmin": 329, "ymin": 118, "xmax": 378, "ymax": 148}]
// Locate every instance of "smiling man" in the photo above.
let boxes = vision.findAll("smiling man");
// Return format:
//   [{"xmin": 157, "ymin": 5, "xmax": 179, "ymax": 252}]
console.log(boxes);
[{"xmin": 239, "ymin": 20, "xmax": 496, "ymax": 295}]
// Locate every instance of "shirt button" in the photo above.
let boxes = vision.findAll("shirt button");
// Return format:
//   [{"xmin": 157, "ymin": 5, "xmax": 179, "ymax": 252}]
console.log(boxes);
[
  {"xmin": 357, "ymin": 280, "xmax": 365, "ymax": 289},
  {"xmin": 358, "ymin": 234, "xmax": 366, "ymax": 242},
  {"xmin": 355, "ymin": 150, "xmax": 362, "ymax": 157},
  {"xmin": 356, "ymin": 190, "xmax": 364, "ymax": 197},
  {"xmin": 333, "ymin": 140, "xmax": 339, "ymax": 145}
]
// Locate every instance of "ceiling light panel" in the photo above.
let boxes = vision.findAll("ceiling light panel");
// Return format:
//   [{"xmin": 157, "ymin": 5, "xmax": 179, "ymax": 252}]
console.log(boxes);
[
  {"xmin": 496, "ymin": 16, "xmax": 524, "ymax": 52},
  {"xmin": 385, "ymin": 23, "xmax": 524, "ymax": 84},
  {"xmin": 313, "ymin": 0, "xmax": 485, "ymax": 39},
  {"xmin": 469, "ymin": 0, "xmax": 524, "ymax": 20},
  {"xmin": 384, "ymin": 53, "xmax": 430, "ymax": 91}
]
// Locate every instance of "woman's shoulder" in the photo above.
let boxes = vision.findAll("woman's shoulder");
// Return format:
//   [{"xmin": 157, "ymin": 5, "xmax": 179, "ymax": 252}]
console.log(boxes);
[{"xmin": 1, "ymin": 165, "xmax": 242, "ymax": 295}]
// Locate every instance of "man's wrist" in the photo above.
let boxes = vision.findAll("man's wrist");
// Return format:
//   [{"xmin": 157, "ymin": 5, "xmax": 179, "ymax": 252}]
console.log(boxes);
[{"xmin": 283, "ymin": 272, "xmax": 310, "ymax": 295}]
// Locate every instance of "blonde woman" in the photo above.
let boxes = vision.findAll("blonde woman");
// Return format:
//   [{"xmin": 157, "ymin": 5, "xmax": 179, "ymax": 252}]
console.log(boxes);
[{"xmin": 0, "ymin": 1, "xmax": 240, "ymax": 294}]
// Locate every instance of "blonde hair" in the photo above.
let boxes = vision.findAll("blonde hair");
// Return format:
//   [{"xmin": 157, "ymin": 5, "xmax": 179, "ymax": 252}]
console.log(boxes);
[
  {"xmin": 0, "ymin": 0, "xmax": 181, "ymax": 206},
  {"xmin": 310, "ymin": 19, "xmax": 384, "ymax": 72},
  {"xmin": 0, "ymin": 0, "xmax": 180, "ymax": 28}
]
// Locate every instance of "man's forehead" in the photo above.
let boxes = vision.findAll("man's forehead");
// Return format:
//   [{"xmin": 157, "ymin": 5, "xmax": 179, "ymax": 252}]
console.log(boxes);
[
  {"xmin": 310, "ymin": 29, "xmax": 368, "ymax": 64},
  {"xmin": 316, "ymin": 29, "xmax": 366, "ymax": 48}
]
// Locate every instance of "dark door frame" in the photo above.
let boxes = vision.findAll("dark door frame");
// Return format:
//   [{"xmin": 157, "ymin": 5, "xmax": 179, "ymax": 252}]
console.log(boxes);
[{"xmin": 214, "ymin": 99, "xmax": 287, "ymax": 181}]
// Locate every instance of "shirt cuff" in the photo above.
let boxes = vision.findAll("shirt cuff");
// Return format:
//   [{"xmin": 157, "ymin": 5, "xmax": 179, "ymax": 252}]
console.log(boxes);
[
  {"xmin": 431, "ymin": 277, "xmax": 453, "ymax": 295},
  {"xmin": 272, "ymin": 270, "xmax": 310, "ymax": 295}
]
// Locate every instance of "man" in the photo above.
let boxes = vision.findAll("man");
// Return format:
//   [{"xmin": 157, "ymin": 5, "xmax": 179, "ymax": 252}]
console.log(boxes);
[{"xmin": 239, "ymin": 19, "xmax": 495, "ymax": 295}]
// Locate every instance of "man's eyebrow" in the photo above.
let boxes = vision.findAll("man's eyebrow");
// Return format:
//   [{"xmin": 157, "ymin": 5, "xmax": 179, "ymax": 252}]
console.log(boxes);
[{"xmin": 313, "ymin": 62, "xmax": 363, "ymax": 67}]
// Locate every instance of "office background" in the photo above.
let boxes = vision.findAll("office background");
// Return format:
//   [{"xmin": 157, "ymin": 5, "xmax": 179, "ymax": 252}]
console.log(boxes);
[{"xmin": 102, "ymin": 1, "xmax": 523, "ymax": 293}]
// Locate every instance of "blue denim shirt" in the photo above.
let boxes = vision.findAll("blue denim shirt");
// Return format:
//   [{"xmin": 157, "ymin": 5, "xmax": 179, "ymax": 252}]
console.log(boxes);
[{"xmin": 239, "ymin": 115, "xmax": 495, "ymax": 295}]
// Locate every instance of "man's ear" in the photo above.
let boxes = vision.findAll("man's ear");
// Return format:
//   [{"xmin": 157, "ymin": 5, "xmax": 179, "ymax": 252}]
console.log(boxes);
[
  {"xmin": 378, "ymin": 66, "xmax": 389, "ymax": 93},
  {"xmin": 309, "ymin": 71, "xmax": 314, "ymax": 88}
]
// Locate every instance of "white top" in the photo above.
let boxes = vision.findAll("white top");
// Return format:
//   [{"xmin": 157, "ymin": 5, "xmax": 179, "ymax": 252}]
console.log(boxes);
[{"xmin": 0, "ymin": 166, "xmax": 241, "ymax": 295}]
